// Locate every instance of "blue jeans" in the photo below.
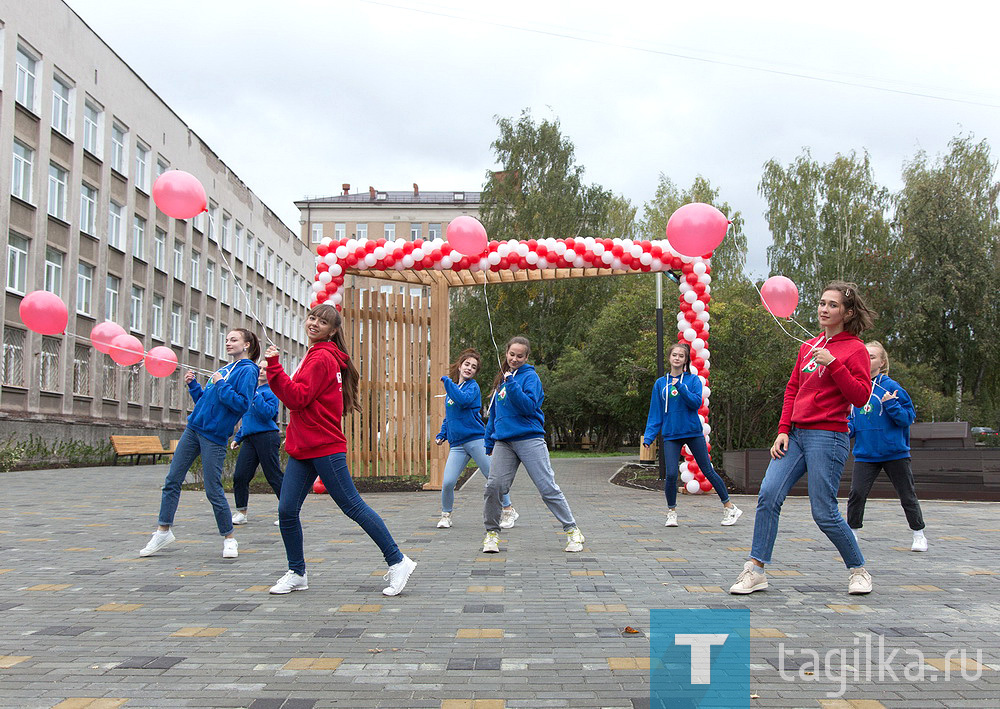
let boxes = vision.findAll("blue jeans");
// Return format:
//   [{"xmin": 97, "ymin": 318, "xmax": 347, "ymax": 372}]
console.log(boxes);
[
  {"xmin": 661, "ymin": 435, "xmax": 730, "ymax": 508},
  {"xmin": 278, "ymin": 452, "xmax": 403, "ymax": 575},
  {"xmin": 750, "ymin": 428, "xmax": 864, "ymax": 568},
  {"xmin": 442, "ymin": 438, "xmax": 508, "ymax": 513},
  {"xmin": 232, "ymin": 430, "xmax": 283, "ymax": 509},
  {"xmin": 484, "ymin": 438, "xmax": 575, "ymax": 532},
  {"xmin": 158, "ymin": 427, "xmax": 233, "ymax": 536}
]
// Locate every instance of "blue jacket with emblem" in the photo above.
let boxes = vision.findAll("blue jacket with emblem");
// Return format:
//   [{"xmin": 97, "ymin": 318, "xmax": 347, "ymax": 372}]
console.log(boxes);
[
  {"xmin": 436, "ymin": 377, "xmax": 486, "ymax": 446},
  {"xmin": 483, "ymin": 364, "xmax": 546, "ymax": 453},
  {"xmin": 643, "ymin": 373, "xmax": 704, "ymax": 445},
  {"xmin": 847, "ymin": 373, "xmax": 916, "ymax": 462},
  {"xmin": 186, "ymin": 358, "xmax": 260, "ymax": 446}
]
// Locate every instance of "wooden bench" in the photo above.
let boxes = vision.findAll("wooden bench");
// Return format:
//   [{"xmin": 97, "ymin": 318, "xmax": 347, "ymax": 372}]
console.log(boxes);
[
  {"xmin": 910, "ymin": 421, "xmax": 970, "ymax": 449},
  {"xmin": 110, "ymin": 435, "xmax": 174, "ymax": 465}
]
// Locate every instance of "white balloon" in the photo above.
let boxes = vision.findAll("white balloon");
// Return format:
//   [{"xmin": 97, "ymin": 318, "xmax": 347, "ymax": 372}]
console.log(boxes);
[
  {"xmin": 692, "ymin": 338, "xmax": 706, "ymax": 351},
  {"xmin": 537, "ymin": 257, "xmax": 550, "ymax": 269},
  {"xmin": 703, "ymin": 386, "xmax": 712, "ymax": 398},
  {"xmin": 373, "ymin": 247, "xmax": 386, "ymax": 260},
  {"xmin": 692, "ymin": 261, "xmax": 707, "ymax": 275},
  {"xmin": 680, "ymin": 254, "xmax": 695, "ymax": 264},
  {"xmin": 593, "ymin": 243, "xmax": 605, "ymax": 255},
  {"xmin": 681, "ymin": 471, "xmax": 695, "ymax": 484},
  {"xmin": 335, "ymin": 246, "xmax": 349, "ymax": 259},
  {"xmin": 487, "ymin": 252, "xmax": 502, "ymax": 265},
  {"xmin": 440, "ymin": 256, "xmax": 453, "ymax": 269},
  {"xmin": 629, "ymin": 245, "xmax": 643, "ymax": 259},
  {"xmin": 704, "ymin": 434, "xmax": 711, "ymax": 444},
  {"xmin": 697, "ymin": 311, "xmax": 710, "ymax": 322},
  {"xmin": 639, "ymin": 252, "xmax": 653, "ymax": 266},
  {"xmin": 703, "ymin": 360, "xmax": 711, "ymax": 370},
  {"xmin": 323, "ymin": 253, "xmax": 336, "ymax": 266},
  {"xmin": 704, "ymin": 284, "xmax": 712, "ymax": 295},
  {"xmin": 679, "ymin": 282, "xmax": 693, "ymax": 294},
  {"xmin": 509, "ymin": 263, "xmax": 519, "ymax": 273},
  {"xmin": 363, "ymin": 253, "xmax": 377, "ymax": 268},
  {"xmin": 651, "ymin": 258, "xmax": 663, "ymax": 270},
  {"xmin": 516, "ymin": 243, "xmax": 529, "ymax": 257},
  {"xmin": 679, "ymin": 462, "xmax": 690, "ymax": 475},
  {"xmin": 691, "ymin": 300, "xmax": 706, "ymax": 313},
  {"xmin": 601, "ymin": 252, "xmax": 614, "ymax": 265},
  {"xmin": 611, "ymin": 258, "xmax": 623, "ymax": 270},
  {"xmin": 346, "ymin": 239, "xmax": 358, "ymax": 252},
  {"xmin": 311, "ymin": 281, "xmax": 324, "ymax": 293},
  {"xmin": 699, "ymin": 273, "xmax": 712, "ymax": 285},
  {"xmin": 525, "ymin": 251, "xmax": 539, "ymax": 265},
  {"xmin": 554, "ymin": 242, "xmax": 567, "ymax": 255},
  {"xmin": 318, "ymin": 271, "xmax": 332, "ymax": 284},
  {"xmin": 402, "ymin": 255, "xmax": 415, "ymax": 268},
  {"xmin": 321, "ymin": 236, "xmax": 333, "ymax": 247},
  {"xmin": 703, "ymin": 423, "xmax": 712, "ymax": 435},
  {"xmin": 686, "ymin": 479, "xmax": 702, "ymax": 494},
  {"xmin": 683, "ymin": 291, "xmax": 698, "ymax": 304},
  {"xmin": 411, "ymin": 248, "xmax": 425, "ymax": 261},
  {"xmin": 683, "ymin": 328, "xmax": 697, "ymax": 342},
  {"xmin": 701, "ymin": 348, "xmax": 711, "ymax": 359},
  {"xmin": 699, "ymin": 375, "xmax": 708, "ymax": 386},
  {"xmin": 479, "ymin": 258, "xmax": 490, "ymax": 270},
  {"xmin": 331, "ymin": 292, "xmax": 342, "ymax": 305}
]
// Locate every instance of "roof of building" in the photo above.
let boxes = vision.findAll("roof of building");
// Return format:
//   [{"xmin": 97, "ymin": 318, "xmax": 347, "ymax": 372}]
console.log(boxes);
[{"xmin": 296, "ymin": 190, "xmax": 482, "ymax": 206}]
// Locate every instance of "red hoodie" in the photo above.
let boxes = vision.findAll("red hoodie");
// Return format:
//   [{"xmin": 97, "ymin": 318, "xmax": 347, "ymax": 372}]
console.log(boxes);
[
  {"xmin": 266, "ymin": 341, "xmax": 350, "ymax": 459},
  {"xmin": 778, "ymin": 332, "xmax": 872, "ymax": 434}
]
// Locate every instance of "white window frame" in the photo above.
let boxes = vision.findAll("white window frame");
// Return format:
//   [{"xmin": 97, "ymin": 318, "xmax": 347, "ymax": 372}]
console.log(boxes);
[
  {"xmin": 51, "ymin": 75, "xmax": 73, "ymax": 136},
  {"xmin": 11, "ymin": 140, "xmax": 34, "ymax": 203},
  {"xmin": 173, "ymin": 240, "xmax": 184, "ymax": 277},
  {"xmin": 220, "ymin": 269, "xmax": 230, "ymax": 306},
  {"xmin": 7, "ymin": 234, "xmax": 29, "ymax": 295},
  {"xmin": 206, "ymin": 260, "xmax": 216, "ymax": 297},
  {"xmin": 47, "ymin": 162, "xmax": 68, "ymax": 220},
  {"xmin": 73, "ymin": 344, "xmax": 91, "ymax": 396},
  {"xmin": 111, "ymin": 122, "xmax": 128, "ymax": 174},
  {"xmin": 105, "ymin": 274, "xmax": 121, "ymax": 321},
  {"xmin": 410, "ymin": 223, "xmax": 422, "ymax": 239},
  {"xmin": 83, "ymin": 100, "xmax": 102, "ymax": 157},
  {"xmin": 205, "ymin": 318, "xmax": 215, "ymax": 358},
  {"xmin": 39, "ymin": 337, "xmax": 60, "ymax": 392},
  {"xmin": 80, "ymin": 184, "xmax": 98, "ymax": 235},
  {"xmin": 207, "ymin": 202, "xmax": 218, "ymax": 242},
  {"xmin": 154, "ymin": 228, "xmax": 167, "ymax": 271},
  {"xmin": 44, "ymin": 247, "xmax": 64, "ymax": 298},
  {"xmin": 132, "ymin": 215, "xmax": 146, "ymax": 261},
  {"xmin": 429, "ymin": 223, "xmax": 442, "ymax": 239},
  {"xmin": 266, "ymin": 249, "xmax": 275, "ymax": 282},
  {"xmin": 357, "ymin": 223, "xmax": 368, "ymax": 240},
  {"xmin": 15, "ymin": 45, "xmax": 38, "ymax": 112},
  {"xmin": 170, "ymin": 303, "xmax": 183, "ymax": 346},
  {"xmin": 384, "ymin": 223, "xmax": 395, "ymax": 240},
  {"xmin": 191, "ymin": 250, "xmax": 201, "ymax": 289},
  {"xmin": 334, "ymin": 223, "xmax": 346, "ymax": 239},
  {"xmin": 221, "ymin": 213, "xmax": 232, "ymax": 251},
  {"xmin": 311, "ymin": 223, "xmax": 324, "ymax": 243},
  {"xmin": 108, "ymin": 201, "xmax": 125, "ymax": 250},
  {"xmin": 234, "ymin": 223, "xmax": 244, "ymax": 260},
  {"xmin": 76, "ymin": 262, "xmax": 94, "ymax": 315},
  {"xmin": 130, "ymin": 285, "xmax": 144, "ymax": 333},
  {"xmin": 151, "ymin": 294, "xmax": 164, "ymax": 340},
  {"xmin": 134, "ymin": 141, "xmax": 150, "ymax": 192},
  {"xmin": 188, "ymin": 313, "xmax": 199, "ymax": 351}
]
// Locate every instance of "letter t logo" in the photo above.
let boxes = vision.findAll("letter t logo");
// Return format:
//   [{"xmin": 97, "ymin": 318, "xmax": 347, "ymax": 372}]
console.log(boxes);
[{"xmin": 674, "ymin": 633, "xmax": 729, "ymax": 684}]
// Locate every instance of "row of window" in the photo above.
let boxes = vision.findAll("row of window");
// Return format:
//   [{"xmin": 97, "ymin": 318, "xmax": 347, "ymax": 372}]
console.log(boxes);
[{"xmin": 310, "ymin": 222, "xmax": 444, "ymax": 243}]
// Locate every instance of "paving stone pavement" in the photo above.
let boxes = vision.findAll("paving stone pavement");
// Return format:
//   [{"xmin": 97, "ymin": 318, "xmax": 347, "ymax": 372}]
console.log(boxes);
[{"xmin": 0, "ymin": 457, "xmax": 997, "ymax": 708}]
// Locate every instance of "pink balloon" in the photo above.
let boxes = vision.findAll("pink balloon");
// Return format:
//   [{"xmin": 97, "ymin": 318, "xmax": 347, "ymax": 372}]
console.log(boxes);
[
  {"xmin": 666, "ymin": 203, "xmax": 730, "ymax": 257},
  {"xmin": 152, "ymin": 170, "xmax": 208, "ymax": 220},
  {"xmin": 760, "ymin": 276, "xmax": 799, "ymax": 318},
  {"xmin": 109, "ymin": 333, "xmax": 145, "ymax": 366},
  {"xmin": 91, "ymin": 321, "xmax": 127, "ymax": 354},
  {"xmin": 145, "ymin": 346, "xmax": 179, "ymax": 377},
  {"xmin": 19, "ymin": 290, "xmax": 68, "ymax": 335},
  {"xmin": 446, "ymin": 216, "xmax": 488, "ymax": 257}
]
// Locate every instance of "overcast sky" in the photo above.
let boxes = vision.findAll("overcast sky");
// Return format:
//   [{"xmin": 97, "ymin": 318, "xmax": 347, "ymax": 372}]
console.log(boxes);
[{"xmin": 66, "ymin": 0, "xmax": 1000, "ymax": 277}]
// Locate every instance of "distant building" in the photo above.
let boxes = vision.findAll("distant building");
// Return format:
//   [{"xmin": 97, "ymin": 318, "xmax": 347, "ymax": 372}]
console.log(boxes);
[{"xmin": 0, "ymin": 0, "xmax": 313, "ymax": 447}]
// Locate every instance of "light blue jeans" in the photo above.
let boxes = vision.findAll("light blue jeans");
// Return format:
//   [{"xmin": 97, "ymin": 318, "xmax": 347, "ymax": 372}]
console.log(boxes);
[
  {"xmin": 442, "ymin": 438, "xmax": 508, "ymax": 513},
  {"xmin": 485, "ymin": 437, "xmax": 575, "ymax": 532},
  {"xmin": 157, "ymin": 427, "xmax": 233, "ymax": 536},
  {"xmin": 750, "ymin": 427, "xmax": 864, "ymax": 568}
]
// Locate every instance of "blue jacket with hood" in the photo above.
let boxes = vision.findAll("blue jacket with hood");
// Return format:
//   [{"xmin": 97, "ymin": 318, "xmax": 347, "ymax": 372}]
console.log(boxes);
[
  {"xmin": 483, "ymin": 364, "xmax": 546, "ymax": 453},
  {"xmin": 643, "ymin": 372, "xmax": 704, "ymax": 445},
  {"xmin": 234, "ymin": 383, "xmax": 281, "ymax": 444},
  {"xmin": 186, "ymin": 358, "xmax": 260, "ymax": 446},
  {"xmin": 436, "ymin": 377, "xmax": 486, "ymax": 446},
  {"xmin": 848, "ymin": 373, "xmax": 916, "ymax": 462}
]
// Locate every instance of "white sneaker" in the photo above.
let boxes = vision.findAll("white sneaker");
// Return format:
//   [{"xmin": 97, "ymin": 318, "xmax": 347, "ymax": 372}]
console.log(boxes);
[
  {"xmin": 222, "ymin": 538, "xmax": 238, "ymax": 558},
  {"xmin": 139, "ymin": 529, "xmax": 175, "ymax": 557},
  {"xmin": 231, "ymin": 511, "xmax": 247, "ymax": 525},
  {"xmin": 848, "ymin": 567, "xmax": 873, "ymax": 594},
  {"xmin": 499, "ymin": 507, "xmax": 519, "ymax": 529},
  {"xmin": 911, "ymin": 531, "xmax": 928, "ymax": 552},
  {"xmin": 382, "ymin": 555, "xmax": 416, "ymax": 596},
  {"xmin": 437, "ymin": 512, "xmax": 452, "ymax": 528},
  {"xmin": 482, "ymin": 530, "xmax": 500, "ymax": 553},
  {"xmin": 273, "ymin": 519, "xmax": 280, "ymax": 526},
  {"xmin": 565, "ymin": 527, "xmax": 585, "ymax": 552},
  {"xmin": 664, "ymin": 510, "xmax": 678, "ymax": 527},
  {"xmin": 729, "ymin": 560, "xmax": 768, "ymax": 594},
  {"xmin": 269, "ymin": 570, "xmax": 308, "ymax": 594},
  {"xmin": 721, "ymin": 505, "xmax": 743, "ymax": 526}
]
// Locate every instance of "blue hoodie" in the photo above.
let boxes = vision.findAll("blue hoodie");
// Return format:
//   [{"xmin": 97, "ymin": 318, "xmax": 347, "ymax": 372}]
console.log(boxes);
[
  {"xmin": 643, "ymin": 373, "xmax": 704, "ymax": 445},
  {"xmin": 186, "ymin": 358, "xmax": 260, "ymax": 446},
  {"xmin": 848, "ymin": 373, "xmax": 916, "ymax": 462},
  {"xmin": 436, "ymin": 377, "xmax": 486, "ymax": 446},
  {"xmin": 234, "ymin": 383, "xmax": 280, "ymax": 444},
  {"xmin": 483, "ymin": 364, "xmax": 546, "ymax": 453}
]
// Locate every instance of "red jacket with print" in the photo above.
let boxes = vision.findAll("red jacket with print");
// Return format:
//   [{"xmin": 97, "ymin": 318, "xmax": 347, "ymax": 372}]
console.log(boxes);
[
  {"xmin": 778, "ymin": 332, "xmax": 872, "ymax": 434},
  {"xmin": 266, "ymin": 341, "xmax": 349, "ymax": 459}
]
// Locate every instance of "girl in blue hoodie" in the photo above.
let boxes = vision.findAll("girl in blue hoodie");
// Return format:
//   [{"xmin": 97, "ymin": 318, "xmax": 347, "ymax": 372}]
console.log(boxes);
[
  {"xmin": 140, "ymin": 329, "xmax": 260, "ymax": 560},
  {"xmin": 643, "ymin": 342, "xmax": 741, "ymax": 527},
  {"xmin": 481, "ymin": 336, "xmax": 584, "ymax": 554},
  {"xmin": 230, "ymin": 367, "xmax": 284, "ymax": 527},
  {"xmin": 847, "ymin": 341, "xmax": 927, "ymax": 552},
  {"xmin": 434, "ymin": 348, "xmax": 515, "ymax": 529}
]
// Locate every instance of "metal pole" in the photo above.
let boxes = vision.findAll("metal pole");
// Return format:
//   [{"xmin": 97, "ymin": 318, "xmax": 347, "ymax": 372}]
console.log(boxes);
[{"xmin": 655, "ymin": 272, "xmax": 667, "ymax": 482}]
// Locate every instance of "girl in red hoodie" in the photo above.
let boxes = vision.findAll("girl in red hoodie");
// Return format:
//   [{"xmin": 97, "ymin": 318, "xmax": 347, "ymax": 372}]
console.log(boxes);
[
  {"xmin": 264, "ymin": 305, "xmax": 415, "ymax": 597},
  {"xmin": 730, "ymin": 281, "xmax": 876, "ymax": 597}
]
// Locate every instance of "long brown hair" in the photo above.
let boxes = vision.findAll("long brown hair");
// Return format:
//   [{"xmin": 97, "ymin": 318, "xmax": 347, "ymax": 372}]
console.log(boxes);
[
  {"xmin": 308, "ymin": 304, "xmax": 361, "ymax": 413},
  {"xmin": 231, "ymin": 328, "xmax": 261, "ymax": 361},
  {"xmin": 668, "ymin": 342, "xmax": 694, "ymax": 375},
  {"xmin": 822, "ymin": 281, "xmax": 876, "ymax": 336},
  {"xmin": 491, "ymin": 336, "xmax": 531, "ymax": 392},
  {"xmin": 449, "ymin": 348, "xmax": 482, "ymax": 383}
]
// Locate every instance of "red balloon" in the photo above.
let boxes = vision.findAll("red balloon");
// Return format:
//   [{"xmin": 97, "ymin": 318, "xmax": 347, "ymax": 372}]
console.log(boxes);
[
  {"xmin": 145, "ymin": 346, "xmax": 178, "ymax": 377},
  {"xmin": 109, "ymin": 334, "xmax": 144, "ymax": 366},
  {"xmin": 699, "ymin": 479, "xmax": 713, "ymax": 491},
  {"xmin": 19, "ymin": 290, "xmax": 68, "ymax": 335},
  {"xmin": 152, "ymin": 170, "xmax": 208, "ymax": 220},
  {"xmin": 666, "ymin": 203, "xmax": 729, "ymax": 257},
  {"xmin": 91, "ymin": 321, "xmax": 127, "ymax": 354},
  {"xmin": 760, "ymin": 276, "xmax": 799, "ymax": 318},
  {"xmin": 313, "ymin": 477, "xmax": 327, "ymax": 494},
  {"xmin": 446, "ymin": 216, "xmax": 488, "ymax": 257},
  {"xmin": 317, "ymin": 244, "xmax": 329, "ymax": 256}
]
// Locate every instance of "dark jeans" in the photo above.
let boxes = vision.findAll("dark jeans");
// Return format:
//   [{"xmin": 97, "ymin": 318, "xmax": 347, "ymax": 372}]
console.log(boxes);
[
  {"xmin": 847, "ymin": 458, "xmax": 925, "ymax": 531},
  {"xmin": 661, "ymin": 435, "xmax": 730, "ymax": 508},
  {"xmin": 158, "ymin": 427, "xmax": 232, "ymax": 536},
  {"xmin": 278, "ymin": 452, "xmax": 403, "ymax": 575},
  {"xmin": 232, "ymin": 430, "xmax": 283, "ymax": 509}
]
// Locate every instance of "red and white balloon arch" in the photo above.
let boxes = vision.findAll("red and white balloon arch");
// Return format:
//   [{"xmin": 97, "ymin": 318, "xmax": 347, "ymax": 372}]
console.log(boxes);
[{"xmin": 311, "ymin": 235, "xmax": 717, "ymax": 492}]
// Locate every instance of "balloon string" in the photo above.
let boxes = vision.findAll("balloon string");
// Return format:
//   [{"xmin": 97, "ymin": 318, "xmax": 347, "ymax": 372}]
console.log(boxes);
[
  {"xmin": 749, "ymin": 279, "xmax": 822, "ymax": 354},
  {"xmin": 482, "ymin": 274, "xmax": 503, "ymax": 373},
  {"xmin": 69, "ymin": 332, "xmax": 217, "ymax": 377},
  {"xmin": 217, "ymin": 250, "xmax": 278, "ymax": 348}
]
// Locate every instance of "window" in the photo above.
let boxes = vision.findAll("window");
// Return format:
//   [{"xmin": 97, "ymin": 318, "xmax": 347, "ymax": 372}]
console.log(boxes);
[
  {"xmin": 283, "ymin": 263, "xmax": 291, "ymax": 292},
  {"xmin": 311, "ymin": 223, "xmax": 323, "ymax": 243},
  {"xmin": 256, "ymin": 242, "xmax": 265, "ymax": 273},
  {"xmin": 170, "ymin": 303, "xmax": 182, "ymax": 345},
  {"xmin": 173, "ymin": 240, "xmax": 184, "ymax": 276},
  {"xmin": 151, "ymin": 295, "xmax": 164, "ymax": 340},
  {"xmin": 15, "ymin": 46, "xmax": 38, "ymax": 111},
  {"xmin": 334, "ymin": 223, "xmax": 346, "ymax": 239},
  {"xmin": 108, "ymin": 201, "xmax": 124, "ymax": 249},
  {"xmin": 429, "ymin": 223, "xmax": 442, "ymax": 239},
  {"xmin": 266, "ymin": 249, "xmax": 275, "ymax": 282},
  {"xmin": 2, "ymin": 328, "xmax": 26, "ymax": 387},
  {"xmin": 154, "ymin": 228, "xmax": 166, "ymax": 270},
  {"xmin": 384, "ymin": 223, "xmax": 395, "ymax": 240},
  {"xmin": 132, "ymin": 215, "xmax": 146, "ymax": 260},
  {"xmin": 105, "ymin": 275, "xmax": 120, "ymax": 320},
  {"xmin": 221, "ymin": 213, "xmax": 231, "ymax": 251},
  {"xmin": 83, "ymin": 101, "xmax": 101, "ymax": 156},
  {"xmin": 76, "ymin": 262, "xmax": 94, "ymax": 315},
  {"xmin": 206, "ymin": 260, "xmax": 216, "ymax": 297},
  {"xmin": 410, "ymin": 223, "xmax": 422, "ymax": 239},
  {"xmin": 219, "ymin": 326, "xmax": 227, "ymax": 360},
  {"xmin": 73, "ymin": 344, "xmax": 91, "ymax": 395},
  {"xmin": 266, "ymin": 296, "xmax": 274, "ymax": 328},
  {"xmin": 192, "ymin": 210, "xmax": 204, "ymax": 233},
  {"xmin": 11, "ymin": 140, "xmax": 33, "ymax": 202},
  {"xmin": 134, "ymin": 142, "xmax": 150, "ymax": 192},
  {"xmin": 357, "ymin": 223, "xmax": 368, "ymax": 240},
  {"xmin": 245, "ymin": 231, "xmax": 254, "ymax": 264},
  {"xmin": 39, "ymin": 337, "xmax": 60, "ymax": 391},
  {"xmin": 47, "ymin": 163, "xmax": 68, "ymax": 220},
  {"xmin": 150, "ymin": 375, "xmax": 161, "ymax": 407},
  {"xmin": 130, "ymin": 285, "xmax": 144, "ymax": 332},
  {"xmin": 276, "ymin": 258, "xmax": 285, "ymax": 290},
  {"xmin": 51, "ymin": 76, "xmax": 72, "ymax": 136},
  {"xmin": 191, "ymin": 250, "xmax": 201, "ymax": 287},
  {"xmin": 205, "ymin": 317, "xmax": 215, "ymax": 357},
  {"xmin": 6, "ymin": 234, "xmax": 29, "ymax": 295},
  {"xmin": 156, "ymin": 158, "xmax": 169, "ymax": 178},
  {"xmin": 234, "ymin": 223, "xmax": 244, "ymax": 260},
  {"xmin": 188, "ymin": 313, "xmax": 199, "ymax": 350},
  {"xmin": 207, "ymin": 202, "xmax": 218, "ymax": 242},
  {"xmin": 168, "ymin": 371, "xmax": 180, "ymax": 409},
  {"xmin": 80, "ymin": 184, "xmax": 98, "ymax": 235},
  {"xmin": 126, "ymin": 367, "xmax": 140, "ymax": 402},
  {"xmin": 111, "ymin": 123, "xmax": 127, "ymax": 174},
  {"xmin": 44, "ymin": 247, "xmax": 64, "ymax": 297},
  {"xmin": 234, "ymin": 277, "xmax": 243, "ymax": 312},
  {"xmin": 102, "ymin": 361, "xmax": 118, "ymax": 399},
  {"xmin": 255, "ymin": 290, "xmax": 262, "ymax": 320},
  {"xmin": 220, "ymin": 269, "xmax": 229, "ymax": 305}
]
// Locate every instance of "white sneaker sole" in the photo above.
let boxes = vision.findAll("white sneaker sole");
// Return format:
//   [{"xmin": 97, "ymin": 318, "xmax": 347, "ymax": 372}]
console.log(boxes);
[
  {"xmin": 437, "ymin": 520, "xmax": 452, "ymax": 528},
  {"xmin": 729, "ymin": 580, "xmax": 768, "ymax": 595},
  {"xmin": 270, "ymin": 584, "xmax": 308, "ymax": 594},
  {"xmin": 139, "ymin": 534, "xmax": 174, "ymax": 557},
  {"xmin": 721, "ymin": 508, "xmax": 743, "ymax": 526},
  {"xmin": 232, "ymin": 517, "xmax": 247, "ymax": 525},
  {"xmin": 382, "ymin": 559, "xmax": 417, "ymax": 596},
  {"xmin": 664, "ymin": 519, "xmax": 678, "ymax": 527},
  {"xmin": 849, "ymin": 586, "xmax": 872, "ymax": 595}
]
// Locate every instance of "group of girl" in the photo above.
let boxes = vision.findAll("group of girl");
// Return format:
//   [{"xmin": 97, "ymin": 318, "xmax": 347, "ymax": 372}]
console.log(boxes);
[{"xmin": 138, "ymin": 280, "xmax": 926, "ymax": 599}]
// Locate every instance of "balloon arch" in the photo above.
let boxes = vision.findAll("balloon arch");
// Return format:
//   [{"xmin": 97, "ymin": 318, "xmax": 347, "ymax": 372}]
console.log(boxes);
[{"xmin": 311, "ymin": 236, "xmax": 715, "ymax": 492}]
